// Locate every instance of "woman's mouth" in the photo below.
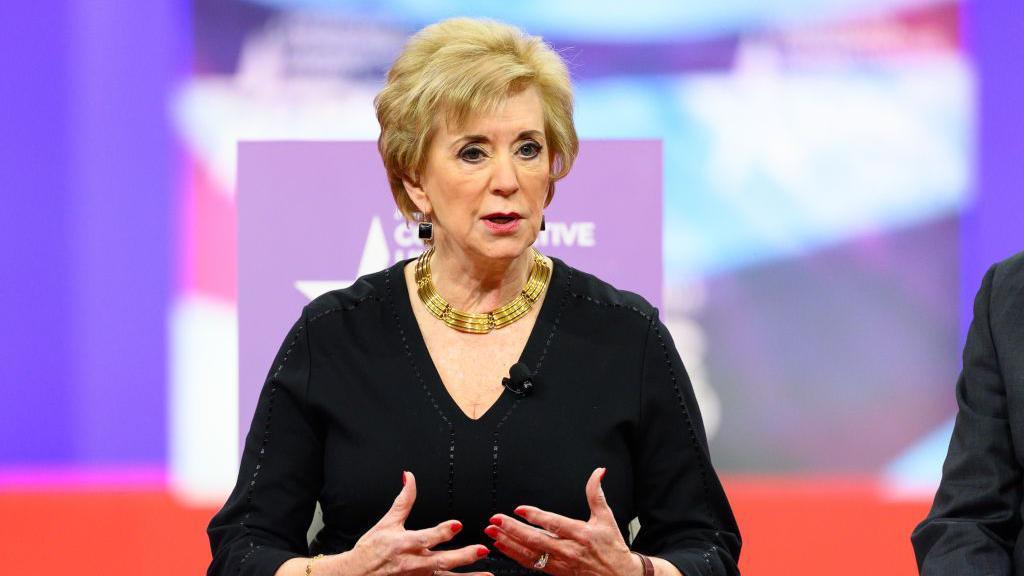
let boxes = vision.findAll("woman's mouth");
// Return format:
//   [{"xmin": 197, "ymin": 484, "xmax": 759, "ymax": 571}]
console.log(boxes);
[{"xmin": 482, "ymin": 212, "xmax": 521, "ymax": 234}]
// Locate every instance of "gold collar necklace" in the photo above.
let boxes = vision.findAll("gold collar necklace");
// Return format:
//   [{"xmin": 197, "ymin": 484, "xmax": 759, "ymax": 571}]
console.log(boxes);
[{"xmin": 414, "ymin": 246, "xmax": 553, "ymax": 334}]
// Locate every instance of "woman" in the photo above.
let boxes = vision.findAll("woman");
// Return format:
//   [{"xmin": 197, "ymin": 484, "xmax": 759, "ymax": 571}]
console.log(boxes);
[{"xmin": 208, "ymin": 17, "xmax": 741, "ymax": 576}]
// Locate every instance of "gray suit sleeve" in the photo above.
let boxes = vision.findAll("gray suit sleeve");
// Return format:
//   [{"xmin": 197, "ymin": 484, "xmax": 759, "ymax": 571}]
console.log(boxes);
[{"xmin": 911, "ymin": 262, "xmax": 1023, "ymax": 575}]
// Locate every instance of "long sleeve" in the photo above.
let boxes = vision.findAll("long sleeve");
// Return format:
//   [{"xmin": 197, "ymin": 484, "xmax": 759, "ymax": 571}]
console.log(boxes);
[
  {"xmin": 911, "ymin": 263, "xmax": 1023, "ymax": 574},
  {"xmin": 630, "ymin": 310, "xmax": 742, "ymax": 576},
  {"xmin": 207, "ymin": 307, "xmax": 325, "ymax": 576}
]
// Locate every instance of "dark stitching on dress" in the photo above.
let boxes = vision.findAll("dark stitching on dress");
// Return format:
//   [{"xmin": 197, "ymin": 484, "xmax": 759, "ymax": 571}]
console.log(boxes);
[
  {"xmin": 490, "ymin": 267, "xmax": 575, "ymax": 513},
  {"xmin": 385, "ymin": 266, "xmax": 456, "ymax": 514},
  {"xmin": 567, "ymin": 291, "xmax": 652, "ymax": 321},
  {"xmin": 652, "ymin": 321, "xmax": 716, "ymax": 529},
  {"xmin": 234, "ymin": 288, "xmax": 408, "ymax": 569},
  {"xmin": 306, "ymin": 294, "xmax": 384, "ymax": 324},
  {"xmin": 238, "ymin": 318, "xmax": 305, "ymax": 571},
  {"xmin": 569, "ymin": 291, "xmax": 724, "ymax": 563},
  {"xmin": 704, "ymin": 544, "xmax": 718, "ymax": 574}
]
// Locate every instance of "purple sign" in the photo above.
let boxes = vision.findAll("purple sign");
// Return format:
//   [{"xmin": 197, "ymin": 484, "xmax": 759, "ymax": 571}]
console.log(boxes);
[{"xmin": 237, "ymin": 140, "xmax": 662, "ymax": 440}]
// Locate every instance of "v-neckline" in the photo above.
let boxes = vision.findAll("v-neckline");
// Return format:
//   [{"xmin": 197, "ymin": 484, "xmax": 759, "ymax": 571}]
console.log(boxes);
[{"xmin": 389, "ymin": 255, "xmax": 566, "ymax": 426}]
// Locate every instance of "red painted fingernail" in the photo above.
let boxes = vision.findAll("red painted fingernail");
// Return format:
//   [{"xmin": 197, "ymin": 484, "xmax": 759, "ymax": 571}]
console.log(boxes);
[
  {"xmin": 450, "ymin": 521, "xmax": 462, "ymax": 533},
  {"xmin": 514, "ymin": 506, "xmax": 527, "ymax": 516},
  {"xmin": 484, "ymin": 525, "xmax": 499, "ymax": 538},
  {"xmin": 401, "ymin": 471, "xmax": 407, "ymax": 486},
  {"xmin": 489, "ymin": 515, "xmax": 502, "ymax": 526},
  {"xmin": 600, "ymin": 468, "xmax": 607, "ymax": 481},
  {"xmin": 476, "ymin": 546, "xmax": 490, "ymax": 557}
]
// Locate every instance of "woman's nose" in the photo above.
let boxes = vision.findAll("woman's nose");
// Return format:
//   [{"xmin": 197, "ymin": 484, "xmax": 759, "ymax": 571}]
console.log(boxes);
[{"xmin": 490, "ymin": 153, "xmax": 520, "ymax": 196}]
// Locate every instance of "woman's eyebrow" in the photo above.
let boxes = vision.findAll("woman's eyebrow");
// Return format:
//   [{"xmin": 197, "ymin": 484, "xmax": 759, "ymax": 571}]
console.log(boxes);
[
  {"xmin": 452, "ymin": 135, "xmax": 490, "ymax": 147},
  {"xmin": 451, "ymin": 130, "xmax": 545, "ymax": 148}
]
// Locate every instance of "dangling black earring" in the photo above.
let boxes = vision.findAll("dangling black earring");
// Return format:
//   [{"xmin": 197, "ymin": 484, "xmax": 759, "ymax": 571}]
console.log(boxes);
[
  {"xmin": 540, "ymin": 216, "xmax": 546, "ymax": 231},
  {"xmin": 418, "ymin": 221, "xmax": 433, "ymax": 240}
]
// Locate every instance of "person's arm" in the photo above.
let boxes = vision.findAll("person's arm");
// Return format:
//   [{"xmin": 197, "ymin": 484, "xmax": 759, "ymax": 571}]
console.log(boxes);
[
  {"xmin": 911, "ymin": 263, "xmax": 1023, "ymax": 575},
  {"xmin": 272, "ymin": 552, "xmax": 355, "ymax": 576},
  {"xmin": 630, "ymin": 309, "xmax": 741, "ymax": 576},
  {"xmin": 208, "ymin": 306, "xmax": 494, "ymax": 576},
  {"xmin": 207, "ymin": 307, "xmax": 325, "ymax": 576}
]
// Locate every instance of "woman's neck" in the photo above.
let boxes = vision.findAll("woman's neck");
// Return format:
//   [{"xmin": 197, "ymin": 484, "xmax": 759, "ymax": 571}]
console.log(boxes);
[{"xmin": 428, "ymin": 240, "xmax": 533, "ymax": 313}]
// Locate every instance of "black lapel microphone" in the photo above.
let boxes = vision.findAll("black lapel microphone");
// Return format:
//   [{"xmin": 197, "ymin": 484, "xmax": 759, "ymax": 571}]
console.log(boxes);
[{"xmin": 502, "ymin": 362, "xmax": 535, "ymax": 396}]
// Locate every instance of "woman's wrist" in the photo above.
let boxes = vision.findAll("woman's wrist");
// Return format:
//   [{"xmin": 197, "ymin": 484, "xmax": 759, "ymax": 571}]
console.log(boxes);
[
  {"xmin": 627, "ymin": 551, "xmax": 645, "ymax": 576},
  {"xmin": 647, "ymin": 555, "xmax": 684, "ymax": 576},
  {"xmin": 633, "ymin": 551, "xmax": 660, "ymax": 576},
  {"xmin": 628, "ymin": 552, "xmax": 674, "ymax": 576},
  {"xmin": 321, "ymin": 550, "xmax": 361, "ymax": 576},
  {"xmin": 273, "ymin": 553, "xmax": 354, "ymax": 576}
]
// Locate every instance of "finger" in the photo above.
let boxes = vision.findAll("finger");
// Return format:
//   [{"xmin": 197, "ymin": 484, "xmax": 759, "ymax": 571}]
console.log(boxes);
[
  {"xmin": 489, "ymin": 529, "xmax": 541, "ymax": 570},
  {"xmin": 488, "ymin": 515, "xmax": 564, "ymax": 555},
  {"xmin": 381, "ymin": 470, "xmax": 417, "ymax": 527},
  {"xmin": 585, "ymin": 467, "xmax": 615, "ymax": 523},
  {"xmin": 415, "ymin": 544, "xmax": 490, "ymax": 573},
  {"xmin": 491, "ymin": 530, "xmax": 573, "ymax": 575},
  {"xmin": 512, "ymin": 505, "xmax": 587, "ymax": 541},
  {"xmin": 402, "ymin": 519, "xmax": 464, "ymax": 551}
]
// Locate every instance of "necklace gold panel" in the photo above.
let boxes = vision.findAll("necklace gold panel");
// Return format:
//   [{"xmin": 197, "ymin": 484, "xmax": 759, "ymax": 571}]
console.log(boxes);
[{"xmin": 414, "ymin": 246, "xmax": 552, "ymax": 334}]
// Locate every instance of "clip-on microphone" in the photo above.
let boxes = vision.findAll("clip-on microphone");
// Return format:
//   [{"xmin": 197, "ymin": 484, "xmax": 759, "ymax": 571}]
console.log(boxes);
[{"xmin": 501, "ymin": 362, "xmax": 535, "ymax": 396}]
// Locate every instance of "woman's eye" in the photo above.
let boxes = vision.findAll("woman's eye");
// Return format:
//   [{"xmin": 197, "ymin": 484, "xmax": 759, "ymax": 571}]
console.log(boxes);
[
  {"xmin": 460, "ymin": 147, "xmax": 486, "ymax": 162},
  {"xmin": 518, "ymin": 142, "xmax": 542, "ymax": 158}
]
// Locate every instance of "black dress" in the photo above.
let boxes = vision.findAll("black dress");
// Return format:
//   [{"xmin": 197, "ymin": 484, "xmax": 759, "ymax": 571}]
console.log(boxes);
[{"xmin": 207, "ymin": 257, "xmax": 741, "ymax": 576}]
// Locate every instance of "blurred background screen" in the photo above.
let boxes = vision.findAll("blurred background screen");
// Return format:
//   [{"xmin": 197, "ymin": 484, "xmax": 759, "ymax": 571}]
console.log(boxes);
[{"xmin": 2, "ymin": 0, "xmax": 1022, "ymax": 574}]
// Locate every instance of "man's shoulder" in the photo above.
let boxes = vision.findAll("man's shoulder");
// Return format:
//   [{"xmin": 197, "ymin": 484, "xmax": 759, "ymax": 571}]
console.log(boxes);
[
  {"xmin": 994, "ymin": 250, "xmax": 1024, "ymax": 283},
  {"xmin": 992, "ymin": 250, "xmax": 1024, "ymax": 303},
  {"xmin": 987, "ymin": 250, "xmax": 1024, "ymax": 343}
]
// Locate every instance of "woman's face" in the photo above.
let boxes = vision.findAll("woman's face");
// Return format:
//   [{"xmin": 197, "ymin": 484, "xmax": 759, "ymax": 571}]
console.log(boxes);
[{"xmin": 404, "ymin": 86, "xmax": 551, "ymax": 264}]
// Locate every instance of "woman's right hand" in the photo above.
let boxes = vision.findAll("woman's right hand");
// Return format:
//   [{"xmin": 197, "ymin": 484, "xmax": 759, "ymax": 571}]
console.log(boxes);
[{"xmin": 335, "ymin": 471, "xmax": 493, "ymax": 576}]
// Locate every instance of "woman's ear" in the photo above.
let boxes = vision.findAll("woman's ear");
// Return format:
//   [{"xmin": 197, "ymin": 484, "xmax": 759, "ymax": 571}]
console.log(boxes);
[
  {"xmin": 402, "ymin": 175, "xmax": 432, "ymax": 216},
  {"xmin": 545, "ymin": 153, "xmax": 558, "ymax": 207}
]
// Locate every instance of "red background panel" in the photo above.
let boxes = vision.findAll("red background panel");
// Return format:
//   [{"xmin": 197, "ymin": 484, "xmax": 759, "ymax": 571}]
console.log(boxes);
[{"xmin": 0, "ymin": 477, "xmax": 930, "ymax": 575}]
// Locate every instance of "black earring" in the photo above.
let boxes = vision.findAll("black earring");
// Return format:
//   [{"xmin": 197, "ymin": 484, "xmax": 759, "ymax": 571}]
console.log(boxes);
[
  {"xmin": 540, "ymin": 216, "xmax": 546, "ymax": 231},
  {"xmin": 418, "ymin": 221, "xmax": 433, "ymax": 240}
]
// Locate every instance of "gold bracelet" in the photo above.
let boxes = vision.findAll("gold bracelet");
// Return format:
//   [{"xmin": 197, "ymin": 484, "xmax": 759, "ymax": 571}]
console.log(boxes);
[{"xmin": 305, "ymin": 553, "xmax": 325, "ymax": 575}]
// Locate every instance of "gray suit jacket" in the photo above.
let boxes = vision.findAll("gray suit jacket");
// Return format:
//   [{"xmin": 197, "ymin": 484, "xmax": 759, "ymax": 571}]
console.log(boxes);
[{"xmin": 913, "ymin": 250, "xmax": 1024, "ymax": 574}]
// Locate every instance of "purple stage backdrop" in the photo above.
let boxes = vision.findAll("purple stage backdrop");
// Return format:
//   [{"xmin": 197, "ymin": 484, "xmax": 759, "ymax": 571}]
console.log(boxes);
[
  {"xmin": 237, "ymin": 140, "xmax": 662, "ymax": 441},
  {"xmin": 960, "ymin": 0, "xmax": 1024, "ymax": 334}
]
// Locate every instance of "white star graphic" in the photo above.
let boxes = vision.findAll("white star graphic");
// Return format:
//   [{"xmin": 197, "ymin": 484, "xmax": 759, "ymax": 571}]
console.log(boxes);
[{"xmin": 293, "ymin": 215, "xmax": 392, "ymax": 301}]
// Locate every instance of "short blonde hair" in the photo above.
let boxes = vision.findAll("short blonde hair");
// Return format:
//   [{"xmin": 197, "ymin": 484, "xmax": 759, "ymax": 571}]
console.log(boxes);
[{"xmin": 375, "ymin": 17, "xmax": 579, "ymax": 220}]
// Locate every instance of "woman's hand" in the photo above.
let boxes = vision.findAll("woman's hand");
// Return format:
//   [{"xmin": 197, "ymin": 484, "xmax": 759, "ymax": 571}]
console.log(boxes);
[
  {"xmin": 484, "ymin": 468, "xmax": 641, "ymax": 576},
  {"xmin": 339, "ymin": 471, "xmax": 494, "ymax": 576}
]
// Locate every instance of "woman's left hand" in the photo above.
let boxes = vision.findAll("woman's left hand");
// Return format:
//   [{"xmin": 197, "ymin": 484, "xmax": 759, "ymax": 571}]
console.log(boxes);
[{"xmin": 484, "ymin": 467, "xmax": 641, "ymax": 576}]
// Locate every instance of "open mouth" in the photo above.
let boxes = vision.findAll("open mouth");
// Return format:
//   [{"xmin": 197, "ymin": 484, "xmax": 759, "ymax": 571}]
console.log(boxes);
[
  {"xmin": 483, "ymin": 212, "xmax": 524, "ymax": 225},
  {"xmin": 481, "ymin": 213, "xmax": 521, "ymax": 234},
  {"xmin": 483, "ymin": 211, "xmax": 520, "ymax": 222}
]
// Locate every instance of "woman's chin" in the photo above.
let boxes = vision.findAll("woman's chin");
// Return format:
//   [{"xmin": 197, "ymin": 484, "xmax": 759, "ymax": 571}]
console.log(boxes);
[{"xmin": 471, "ymin": 239, "xmax": 533, "ymax": 262}]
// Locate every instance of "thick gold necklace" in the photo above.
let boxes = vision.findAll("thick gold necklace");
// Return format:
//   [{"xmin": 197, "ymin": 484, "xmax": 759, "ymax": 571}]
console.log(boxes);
[{"xmin": 415, "ymin": 246, "xmax": 552, "ymax": 334}]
